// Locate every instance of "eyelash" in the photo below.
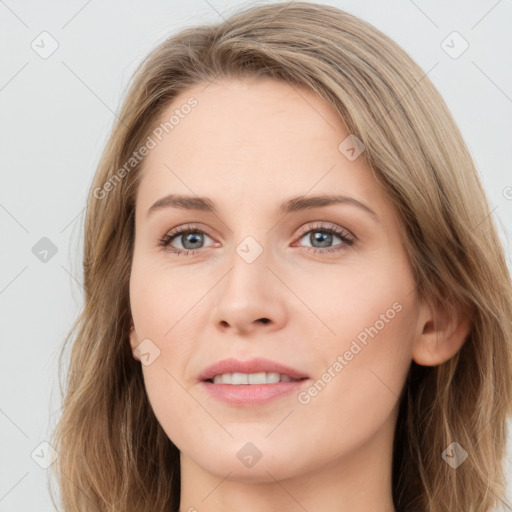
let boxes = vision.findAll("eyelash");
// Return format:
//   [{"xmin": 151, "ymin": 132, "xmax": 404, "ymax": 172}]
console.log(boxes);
[{"xmin": 158, "ymin": 222, "xmax": 355, "ymax": 257}]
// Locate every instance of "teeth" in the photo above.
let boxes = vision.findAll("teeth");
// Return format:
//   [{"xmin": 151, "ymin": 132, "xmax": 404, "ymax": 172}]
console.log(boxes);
[{"xmin": 212, "ymin": 372, "xmax": 298, "ymax": 384}]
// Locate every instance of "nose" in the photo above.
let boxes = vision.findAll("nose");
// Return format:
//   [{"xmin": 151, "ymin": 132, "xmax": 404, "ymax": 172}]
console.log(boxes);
[{"xmin": 211, "ymin": 240, "xmax": 287, "ymax": 336}]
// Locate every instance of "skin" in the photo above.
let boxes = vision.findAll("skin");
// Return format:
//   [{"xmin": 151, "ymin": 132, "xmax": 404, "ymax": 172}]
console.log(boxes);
[{"xmin": 129, "ymin": 77, "xmax": 470, "ymax": 512}]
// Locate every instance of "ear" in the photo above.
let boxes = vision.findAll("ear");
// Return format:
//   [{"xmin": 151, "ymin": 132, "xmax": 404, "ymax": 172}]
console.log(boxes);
[
  {"xmin": 129, "ymin": 323, "xmax": 141, "ymax": 362},
  {"xmin": 412, "ymin": 297, "xmax": 471, "ymax": 366}
]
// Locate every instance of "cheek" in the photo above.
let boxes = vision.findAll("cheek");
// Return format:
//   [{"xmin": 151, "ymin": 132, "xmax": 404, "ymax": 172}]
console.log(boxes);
[
  {"xmin": 129, "ymin": 258, "xmax": 207, "ymax": 440},
  {"xmin": 290, "ymin": 248, "xmax": 416, "ymax": 358},
  {"xmin": 129, "ymin": 255, "xmax": 199, "ymax": 335},
  {"xmin": 294, "ymin": 255, "xmax": 417, "ymax": 427},
  {"xmin": 290, "ymin": 303, "xmax": 415, "ymax": 461}
]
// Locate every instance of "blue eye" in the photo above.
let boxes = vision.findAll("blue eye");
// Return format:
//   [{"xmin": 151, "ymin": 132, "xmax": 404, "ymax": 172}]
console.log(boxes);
[
  {"xmin": 159, "ymin": 222, "xmax": 354, "ymax": 256},
  {"xmin": 294, "ymin": 223, "xmax": 354, "ymax": 253},
  {"xmin": 159, "ymin": 224, "xmax": 215, "ymax": 256}
]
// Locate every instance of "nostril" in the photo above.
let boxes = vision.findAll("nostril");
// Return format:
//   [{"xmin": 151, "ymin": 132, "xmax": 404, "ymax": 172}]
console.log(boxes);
[{"xmin": 258, "ymin": 318, "xmax": 270, "ymax": 324}]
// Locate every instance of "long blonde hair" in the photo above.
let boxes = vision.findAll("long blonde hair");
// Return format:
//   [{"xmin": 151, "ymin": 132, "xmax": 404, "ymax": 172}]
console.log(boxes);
[{"xmin": 49, "ymin": 2, "xmax": 512, "ymax": 511}]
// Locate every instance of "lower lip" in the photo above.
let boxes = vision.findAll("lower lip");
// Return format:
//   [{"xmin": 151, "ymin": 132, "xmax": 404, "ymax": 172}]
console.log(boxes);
[{"xmin": 200, "ymin": 379, "xmax": 310, "ymax": 406}]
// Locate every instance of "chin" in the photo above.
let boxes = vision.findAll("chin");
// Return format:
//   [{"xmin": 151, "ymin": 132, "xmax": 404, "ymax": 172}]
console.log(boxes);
[{"xmin": 182, "ymin": 439, "xmax": 306, "ymax": 481}]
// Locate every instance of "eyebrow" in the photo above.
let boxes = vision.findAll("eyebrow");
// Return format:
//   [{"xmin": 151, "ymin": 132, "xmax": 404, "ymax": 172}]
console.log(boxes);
[{"xmin": 147, "ymin": 193, "xmax": 379, "ymax": 222}]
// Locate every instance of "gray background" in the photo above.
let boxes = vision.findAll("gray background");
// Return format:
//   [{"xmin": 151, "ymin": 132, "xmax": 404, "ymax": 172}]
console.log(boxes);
[{"xmin": 1, "ymin": 0, "xmax": 511, "ymax": 510}]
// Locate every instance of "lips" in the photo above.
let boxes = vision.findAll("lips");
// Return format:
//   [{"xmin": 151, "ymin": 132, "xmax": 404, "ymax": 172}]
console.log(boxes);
[{"xmin": 197, "ymin": 357, "xmax": 309, "ymax": 382}]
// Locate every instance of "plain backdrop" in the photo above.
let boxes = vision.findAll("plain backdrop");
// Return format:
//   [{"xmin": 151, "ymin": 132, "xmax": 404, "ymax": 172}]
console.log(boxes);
[{"xmin": 1, "ymin": 0, "xmax": 511, "ymax": 510}]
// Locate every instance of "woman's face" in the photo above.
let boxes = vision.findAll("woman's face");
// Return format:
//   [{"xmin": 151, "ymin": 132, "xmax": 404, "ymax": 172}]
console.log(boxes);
[{"xmin": 129, "ymin": 77, "xmax": 426, "ymax": 482}]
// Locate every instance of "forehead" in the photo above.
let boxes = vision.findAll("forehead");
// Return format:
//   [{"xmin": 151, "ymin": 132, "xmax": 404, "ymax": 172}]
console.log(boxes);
[{"xmin": 136, "ymin": 77, "xmax": 386, "ymax": 218}]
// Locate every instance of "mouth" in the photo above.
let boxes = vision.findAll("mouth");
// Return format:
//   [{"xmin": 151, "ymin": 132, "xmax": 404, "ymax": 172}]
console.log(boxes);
[
  {"xmin": 198, "ymin": 357, "xmax": 310, "ymax": 406},
  {"xmin": 198, "ymin": 356, "xmax": 309, "ymax": 383},
  {"xmin": 205, "ymin": 372, "xmax": 307, "ymax": 384}
]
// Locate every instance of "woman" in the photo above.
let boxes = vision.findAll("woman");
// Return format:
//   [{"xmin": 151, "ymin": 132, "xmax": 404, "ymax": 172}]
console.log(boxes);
[{"xmin": 50, "ymin": 2, "xmax": 512, "ymax": 511}]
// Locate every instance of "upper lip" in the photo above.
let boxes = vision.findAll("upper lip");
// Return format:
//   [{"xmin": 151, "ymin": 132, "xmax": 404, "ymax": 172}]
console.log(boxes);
[{"xmin": 198, "ymin": 357, "xmax": 310, "ymax": 382}]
